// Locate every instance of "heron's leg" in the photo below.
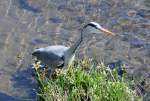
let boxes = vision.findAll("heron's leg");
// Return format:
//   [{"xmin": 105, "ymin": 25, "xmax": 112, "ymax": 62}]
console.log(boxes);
[
  {"xmin": 46, "ymin": 67, "xmax": 56, "ymax": 79},
  {"xmin": 43, "ymin": 65, "xmax": 52, "ymax": 79},
  {"xmin": 44, "ymin": 65, "xmax": 49, "ymax": 77}
]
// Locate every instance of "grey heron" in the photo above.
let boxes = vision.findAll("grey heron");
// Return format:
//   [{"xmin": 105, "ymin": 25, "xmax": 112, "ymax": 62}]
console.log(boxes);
[{"xmin": 32, "ymin": 22, "xmax": 114, "ymax": 73}]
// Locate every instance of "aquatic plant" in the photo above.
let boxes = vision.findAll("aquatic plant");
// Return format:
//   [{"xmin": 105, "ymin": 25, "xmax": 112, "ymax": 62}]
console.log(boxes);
[{"xmin": 33, "ymin": 58, "xmax": 141, "ymax": 101}]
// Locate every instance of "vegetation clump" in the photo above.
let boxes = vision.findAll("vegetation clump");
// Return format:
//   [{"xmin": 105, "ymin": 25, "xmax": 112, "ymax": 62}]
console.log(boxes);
[{"xmin": 32, "ymin": 58, "xmax": 141, "ymax": 101}]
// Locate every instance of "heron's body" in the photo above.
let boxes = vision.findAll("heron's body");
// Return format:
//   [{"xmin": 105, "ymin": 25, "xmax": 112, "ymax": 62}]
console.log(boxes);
[
  {"xmin": 41, "ymin": 45, "xmax": 69, "ymax": 58},
  {"xmin": 33, "ymin": 45, "xmax": 67, "ymax": 67},
  {"xmin": 32, "ymin": 22, "xmax": 114, "ymax": 73}
]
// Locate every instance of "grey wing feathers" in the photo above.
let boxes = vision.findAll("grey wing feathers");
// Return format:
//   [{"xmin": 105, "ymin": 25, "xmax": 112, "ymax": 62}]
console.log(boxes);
[
  {"xmin": 37, "ymin": 45, "xmax": 69, "ymax": 67},
  {"xmin": 44, "ymin": 45, "xmax": 69, "ymax": 57}
]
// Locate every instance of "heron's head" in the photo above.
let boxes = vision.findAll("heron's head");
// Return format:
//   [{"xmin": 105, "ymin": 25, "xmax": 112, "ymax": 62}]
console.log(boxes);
[{"xmin": 83, "ymin": 22, "xmax": 115, "ymax": 36}]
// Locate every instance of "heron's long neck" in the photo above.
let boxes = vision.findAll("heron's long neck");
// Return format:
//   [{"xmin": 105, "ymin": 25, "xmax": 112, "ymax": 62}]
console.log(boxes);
[{"xmin": 67, "ymin": 29, "xmax": 84, "ymax": 55}]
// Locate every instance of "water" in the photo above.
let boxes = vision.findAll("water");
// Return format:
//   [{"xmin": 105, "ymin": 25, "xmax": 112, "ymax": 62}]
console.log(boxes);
[{"xmin": 0, "ymin": 0, "xmax": 150, "ymax": 100}]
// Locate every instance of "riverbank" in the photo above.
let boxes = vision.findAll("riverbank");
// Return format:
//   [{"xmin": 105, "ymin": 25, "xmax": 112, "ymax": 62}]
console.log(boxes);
[{"xmin": 33, "ymin": 58, "xmax": 141, "ymax": 101}]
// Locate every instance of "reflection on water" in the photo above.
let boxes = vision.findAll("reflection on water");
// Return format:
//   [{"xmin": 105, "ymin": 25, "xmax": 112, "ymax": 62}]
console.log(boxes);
[
  {"xmin": 18, "ymin": 0, "xmax": 41, "ymax": 13},
  {"xmin": 0, "ymin": 0, "xmax": 150, "ymax": 100},
  {"xmin": 0, "ymin": 92, "xmax": 23, "ymax": 101},
  {"xmin": 10, "ymin": 67, "xmax": 36, "ymax": 100},
  {"xmin": 49, "ymin": 16, "xmax": 64, "ymax": 23}
]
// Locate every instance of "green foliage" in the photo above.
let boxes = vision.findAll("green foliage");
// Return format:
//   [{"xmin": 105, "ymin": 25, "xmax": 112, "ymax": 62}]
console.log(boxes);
[{"xmin": 33, "ymin": 59, "xmax": 141, "ymax": 101}]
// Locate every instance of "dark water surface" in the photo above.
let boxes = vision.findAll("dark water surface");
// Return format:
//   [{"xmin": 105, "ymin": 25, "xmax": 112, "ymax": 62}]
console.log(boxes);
[{"xmin": 0, "ymin": 0, "xmax": 150, "ymax": 100}]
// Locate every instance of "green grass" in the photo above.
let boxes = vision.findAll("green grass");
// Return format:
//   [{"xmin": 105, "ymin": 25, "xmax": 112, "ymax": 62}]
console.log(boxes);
[{"xmin": 33, "ymin": 59, "xmax": 141, "ymax": 101}]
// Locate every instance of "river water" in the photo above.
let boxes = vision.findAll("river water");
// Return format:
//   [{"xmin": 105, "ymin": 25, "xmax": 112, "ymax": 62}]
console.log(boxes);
[{"xmin": 0, "ymin": 0, "xmax": 150, "ymax": 100}]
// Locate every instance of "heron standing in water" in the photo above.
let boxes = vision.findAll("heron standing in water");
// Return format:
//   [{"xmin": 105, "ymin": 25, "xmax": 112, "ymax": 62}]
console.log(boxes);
[{"xmin": 32, "ymin": 22, "xmax": 114, "ymax": 73}]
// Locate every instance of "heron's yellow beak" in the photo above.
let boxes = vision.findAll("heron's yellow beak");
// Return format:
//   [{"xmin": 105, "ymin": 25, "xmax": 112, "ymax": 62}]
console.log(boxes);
[{"xmin": 99, "ymin": 27, "xmax": 115, "ymax": 36}]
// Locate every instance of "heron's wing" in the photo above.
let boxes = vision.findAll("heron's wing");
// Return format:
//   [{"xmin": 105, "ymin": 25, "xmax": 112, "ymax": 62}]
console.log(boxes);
[
  {"xmin": 40, "ymin": 45, "xmax": 69, "ymax": 67},
  {"xmin": 45, "ymin": 45, "xmax": 69, "ymax": 57}
]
